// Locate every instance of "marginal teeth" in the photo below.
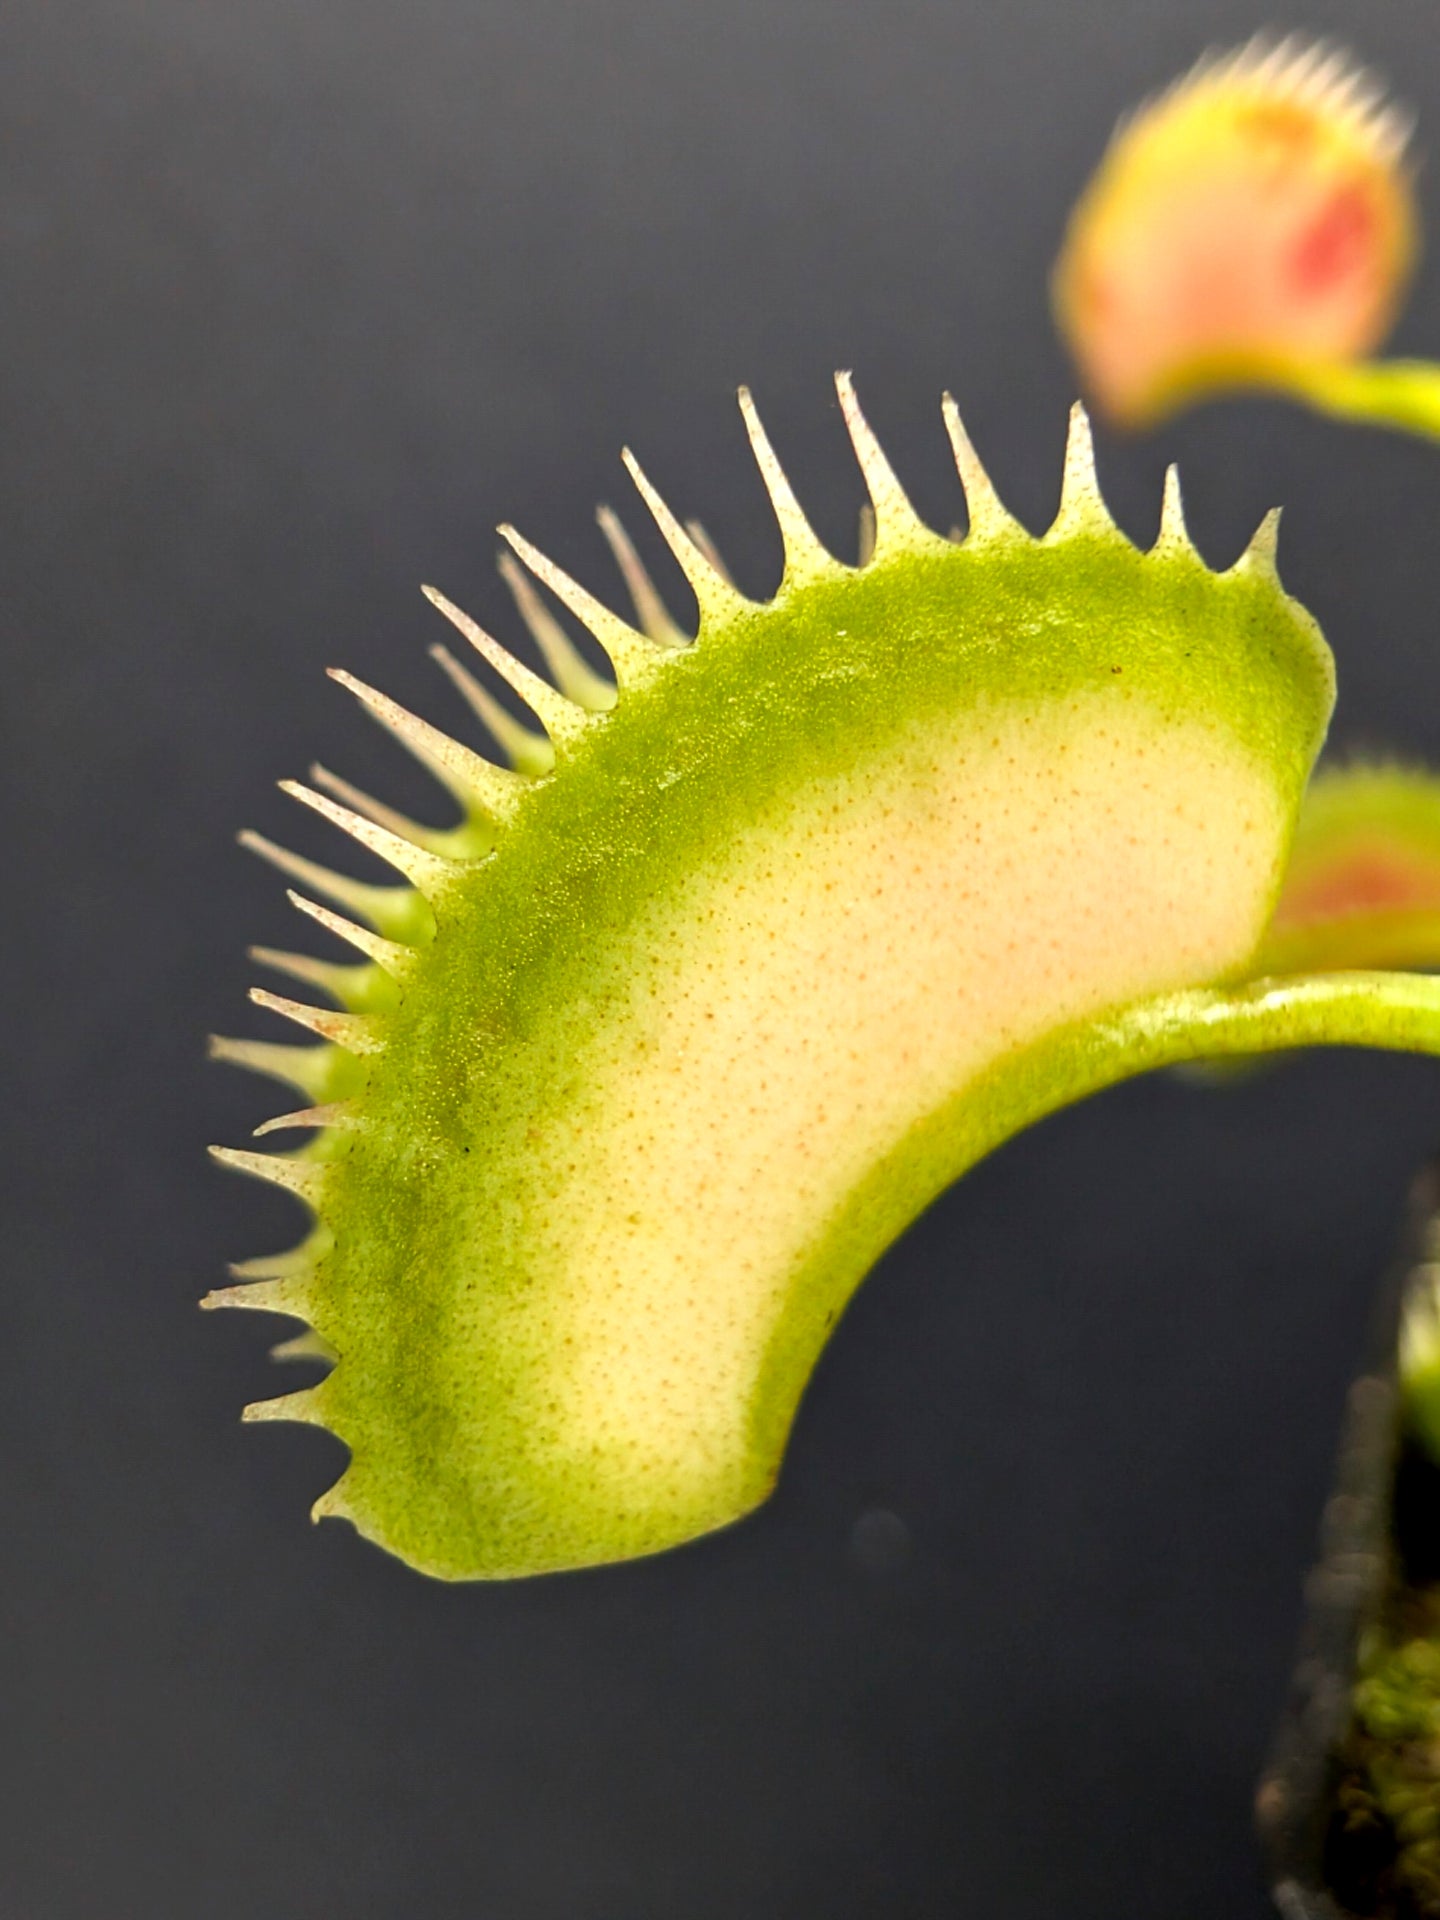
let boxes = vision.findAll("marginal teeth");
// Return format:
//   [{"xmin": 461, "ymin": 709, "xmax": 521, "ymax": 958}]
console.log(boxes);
[
  {"xmin": 834, "ymin": 372, "xmax": 941, "ymax": 558},
  {"xmin": 285, "ymin": 889, "xmax": 414, "ymax": 977},
  {"xmin": 429, "ymin": 643, "xmax": 554, "ymax": 777},
  {"xmin": 1153, "ymin": 465, "xmax": 1191, "ymax": 555},
  {"xmin": 328, "ymin": 669, "xmax": 525, "ymax": 819},
  {"xmin": 209, "ymin": 1144, "xmax": 328, "ymax": 1206},
  {"xmin": 941, "ymin": 393, "xmax": 1024, "ymax": 545},
  {"xmin": 307, "ymin": 763, "xmax": 438, "ymax": 850},
  {"xmin": 1046, "ymin": 401, "xmax": 1117, "ymax": 541},
  {"xmin": 1160, "ymin": 33, "xmax": 1408, "ymax": 168},
  {"xmin": 238, "ymin": 828, "xmax": 409, "ymax": 934},
  {"xmin": 1253, "ymin": 33, "xmax": 1299, "ymax": 84},
  {"xmin": 248, "ymin": 986, "xmax": 383, "ymax": 1054},
  {"xmin": 1259, "ymin": 33, "xmax": 1305, "ymax": 84},
  {"xmin": 683, "ymin": 519, "xmax": 735, "ymax": 585},
  {"xmin": 1307, "ymin": 47, "xmax": 1350, "ymax": 98},
  {"xmin": 1371, "ymin": 105, "xmax": 1414, "ymax": 165},
  {"xmin": 279, "ymin": 778, "xmax": 463, "ymax": 900},
  {"xmin": 1230, "ymin": 507, "xmax": 1282, "ymax": 579},
  {"xmin": 208, "ymin": 1034, "xmax": 334, "ymax": 1099},
  {"xmin": 421, "ymin": 586, "xmax": 591, "ymax": 747},
  {"xmin": 310, "ymin": 1476, "xmax": 354, "ymax": 1523},
  {"xmin": 201, "ymin": 1276, "xmax": 305, "ymax": 1314},
  {"xmin": 620, "ymin": 448, "xmax": 752, "ymax": 624},
  {"xmin": 253, "ymin": 1101, "xmax": 361, "ymax": 1138},
  {"xmin": 736, "ymin": 386, "xmax": 835, "ymax": 587},
  {"xmin": 224, "ymin": 1244, "xmax": 317, "ymax": 1282},
  {"xmin": 497, "ymin": 551, "xmax": 618, "ymax": 712},
  {"xmin": 596, "ymin": 505, "xmax": 687, "ymax": 645},
  {"xmin": 247, "ymin": 943, "xmax": 362, "ymax": 1003},
  {"xmin": 499, "ymin": 525, "xmax": 662, "ymax": 690},
  {"xmin": 241, "ymin": 1387, "xmax": 327, "ymax": 1426},
  {"xmin": 270, "ymin": 1329, "xmax": 338, "ymax": 1364}
]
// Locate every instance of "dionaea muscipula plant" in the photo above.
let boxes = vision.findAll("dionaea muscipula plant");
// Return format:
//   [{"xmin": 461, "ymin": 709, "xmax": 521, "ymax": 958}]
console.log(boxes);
[
  {"xmin": 209, "ymin": 363, "xmax": 1440, "ymax": 1582},
  {"xmin": 1052, "ymin": 31, "xmax": 1440, "ymax": 448}
]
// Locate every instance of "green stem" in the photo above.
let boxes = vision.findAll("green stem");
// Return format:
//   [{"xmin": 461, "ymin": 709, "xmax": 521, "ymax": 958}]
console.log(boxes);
[
  {"xmin": 1060, "ymin": 966, "xmax": 1440, "ymax": 1078},
  {"xmin": 1271, "ymin": 357, "xmax": 1440, "ymax": 441},
  {"xmin": 931, "ymin": 966, "xmax": 1440, "ymax": 1236},
  {"xmin": 758, "ymin": 968, "xmax": 1440, "ymax": 1466}
]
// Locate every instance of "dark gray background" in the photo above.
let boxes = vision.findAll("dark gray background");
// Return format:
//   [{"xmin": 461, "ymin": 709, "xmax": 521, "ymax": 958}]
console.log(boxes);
[{"xmin": 6, "ymin": 1, "xmax": 1440, "ymax": 1914}]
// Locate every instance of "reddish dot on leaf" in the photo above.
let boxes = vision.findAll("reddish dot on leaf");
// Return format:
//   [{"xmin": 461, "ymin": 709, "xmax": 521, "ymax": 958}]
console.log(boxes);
[{"xmin": 1290, "ymin": 183, "xmax": 1380, "ymax": 296}]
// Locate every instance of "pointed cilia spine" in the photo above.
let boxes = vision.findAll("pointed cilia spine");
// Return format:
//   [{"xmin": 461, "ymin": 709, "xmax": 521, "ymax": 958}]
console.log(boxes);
[
  {"xmin": 1159, "ymin": 32, "xmax": 1412, "ymax": 164},
  {"xmin": 212, "ymin": 375, "xmax": 1372, "ymax": 1582},
  {"xmin": 1153, "ymin": 465, "xmax": 1191, "ymax": 556},
  {"xmin": 683, "ymin": 518, "xmax": 734, "ymax": 585},
  {"xmin": 1231, "ymin": 507, "xmax": 1283, "ymax": 581},
  {"xmin": 254, "ymin": 1101, "xmax": 361, "ymax": 1138},
  {"xmin": 284, "ymin": 890, "xmax": 413, "ymax": 978},
  {"xmin": 209, "ymin": 1144, "xmax": 328, "ymax": 1205},
  {"xmin": 835, "ymin": 371, "xmax": 950, "ymax": 561},
  {"xmin": 498, "ymin": 524, "xmax": 666, "ymax": 690},
  {"xmin": 734, "ymin": 386, "xmax": 837, "ymax": 588},
  {"xmin": 306, "ymin": 762, "xmax": 444, "ymax": 853},
  {"xmin": 325, "ymin": 671, "xmax": 525, "ymax": 824},
  {"xmin": 429, "ymin": 641, "xmax": 555, "ymax": 776},
  {"xmin": 619, "ymin": 447, "xmax": 750, "ymax": 625},
  {"xmin": 595, "ymin": 505, "xmax": 688, "ymax": 646},
  {"xmin": 237, "ymin": 828, "xmax": 412, "ymax": 935},
  {"xmin": 496, "ymin": 551, "xmax": 618, "ymax": 712},
  {"xmin": 941, "ymin": 392, "xmax": 1025, "ymax": 545},
  {"xmin": 1045, "ymin": 402, "xmax": 1121, "ymax": 542},
  {"xmin": 420, "ymin": 587, "xmax": 593, "ymax": 750},
  {"xmin": 208, "ymin": 1032, "xmax": 334, "ymax": 1099}
]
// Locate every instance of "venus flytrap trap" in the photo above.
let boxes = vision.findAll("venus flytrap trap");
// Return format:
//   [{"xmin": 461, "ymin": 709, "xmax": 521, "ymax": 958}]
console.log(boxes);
[
  {"xmin": 1053, "ymin": 34, "xmax": 1436, "ymax": 436},
  {"xmin": 211, "ymin": 364, "xmax": 1440, "ymax": 1587},
  {"xmin": 1257, "ymin": 767, "xmax": 1440, "ymax": 981}
]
